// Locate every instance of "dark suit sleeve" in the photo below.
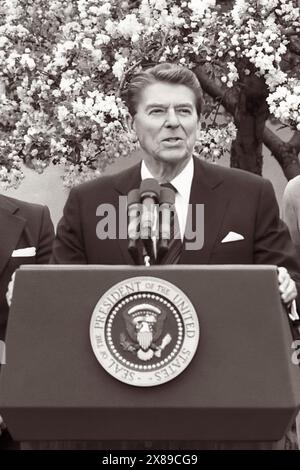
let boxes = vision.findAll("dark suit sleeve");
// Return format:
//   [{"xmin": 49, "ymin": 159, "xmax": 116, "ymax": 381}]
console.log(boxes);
[
  {"xmin": 51, "ymin": 188, "xmax": 87, "ymax": 264},
  {"xmin": 254, "ymin": 179, "xmax": 300, "ymax": 307},
  {"xmin": 36, "ymin": 205, "xmax": 55, "ymax": 263}
]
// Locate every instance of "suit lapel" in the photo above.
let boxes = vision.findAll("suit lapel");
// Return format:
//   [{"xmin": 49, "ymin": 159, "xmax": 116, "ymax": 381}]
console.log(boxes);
[
  {"xmin": 0, "ymin": 197, "xmax": 26, "ymax": 275},
  {"xmin": 114, "ymin": 162, "xmax": 142, "ymax": 264},
  {"xmin": 180, "ymin": 158, "xmax": 230, "ymax": 264}
]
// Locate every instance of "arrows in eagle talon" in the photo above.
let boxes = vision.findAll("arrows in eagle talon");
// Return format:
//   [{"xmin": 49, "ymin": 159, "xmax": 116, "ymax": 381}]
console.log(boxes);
[{"xmin": 154, "ymin": 333, "xmax": 172, "ymax": 357}]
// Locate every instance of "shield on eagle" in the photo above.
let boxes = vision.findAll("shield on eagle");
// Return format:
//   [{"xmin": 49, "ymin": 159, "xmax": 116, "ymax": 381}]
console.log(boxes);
[{"xmin": 122, "ymin": 303, "xmax": 171, "ymax": 361}]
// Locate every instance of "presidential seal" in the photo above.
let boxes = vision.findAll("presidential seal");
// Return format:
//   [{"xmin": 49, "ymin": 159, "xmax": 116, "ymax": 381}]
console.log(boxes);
[{"xmin": 90, "ymin": 277, "xmax": 199, "ymax": 387}]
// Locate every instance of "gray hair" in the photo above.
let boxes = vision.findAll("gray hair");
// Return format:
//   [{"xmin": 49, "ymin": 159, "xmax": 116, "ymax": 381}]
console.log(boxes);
[{"xmin": 124, "ymin": 63, "xmax": 203, "ymax": 117}]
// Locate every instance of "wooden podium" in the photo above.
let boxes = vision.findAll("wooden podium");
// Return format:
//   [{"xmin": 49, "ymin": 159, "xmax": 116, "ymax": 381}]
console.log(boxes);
[{"xmin": 0, "ymin": 265, "xmax": 299, "ymax": 447}]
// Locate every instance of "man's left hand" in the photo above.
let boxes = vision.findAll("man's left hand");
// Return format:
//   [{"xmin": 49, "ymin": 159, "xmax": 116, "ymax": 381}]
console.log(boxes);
[
  {"xmin": 277, "ymin": 266, "xmax": 297, "ymax": 305},
  {"xmin": 0, "ymin": 415, "xmax": 6, "ymax": 437}
]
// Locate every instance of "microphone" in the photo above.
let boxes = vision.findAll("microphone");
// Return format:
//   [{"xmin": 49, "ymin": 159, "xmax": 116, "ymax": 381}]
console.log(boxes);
[
  {"xmin": 127, "ymin": 189, "xmax": 141, "ymax": 265},
  {"xmin": 157, "ymin": 186, "xmax": 176, "ymax": 263},
  {"xmin": 139, "ymin": 179, "xmax": 160, "ymax": 263}
]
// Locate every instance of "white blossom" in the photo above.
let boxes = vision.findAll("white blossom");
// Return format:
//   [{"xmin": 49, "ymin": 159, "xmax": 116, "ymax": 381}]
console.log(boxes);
[
  {"xmin": 117, "ymin": 14, "xmax": 143, "ymax": 42},
  {"xmin": 60, "ymin": 73, "xmax": 76, "ymax": 93},
  {"xmin": 20, "ymin": 54, "xmax": 36, "ymax": 70},
  {"xmin": 1, "ymin": 0, "xmax": 300, "ymax": 187},
  {"xmin": 267, "ymin": 79, "xmax": 300, "ymax": 128},
  {"xmin": 57, "ymin": 106, "xmax": 69, "ymax": 122},
  {"xmin": 231, "ymin": 0, "xmax": 248, "ymax": 25},
  {"xmin": 112, "ymin": 55, "xmax": 128, "ymax": 81},
  {"xmin": 0, "ymin": 36, "xmax": 8, "ymax": 48},
  {"xmin": 189, "ymin": 0, "xmax": 216, "ymax": 16}
]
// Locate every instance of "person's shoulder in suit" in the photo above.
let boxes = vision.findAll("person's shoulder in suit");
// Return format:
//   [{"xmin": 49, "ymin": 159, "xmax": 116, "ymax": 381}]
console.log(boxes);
[
  {"xmin": 0, "ymin": 193, "xmax": 55, "ymax": 263},
  {"xmin": 52, "ymin": 164, "xmax": 141, "ymax": 264},
  {"xmin": 283, "ymin": 174, "xmax": 300, "ymax": 205},
  {"xmin": 197, "ymin": 160, "xmax": 280, "ymax": 220},
  {"xmin": 0, "ymin": 193, "xmax": 51, "ymax": 217},
  {"xmin": 69, "ymin": 162, "xmax": 141, "ymax": 199},
  {"xmin": 198, "ymin": 158, "xmax": 269, "ymax": 190}
]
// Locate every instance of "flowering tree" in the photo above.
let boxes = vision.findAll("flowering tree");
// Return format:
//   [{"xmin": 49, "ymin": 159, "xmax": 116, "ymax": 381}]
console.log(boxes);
[{"xmin": 0, "ymin": 0, "xmax": 299, "ymax": 188}]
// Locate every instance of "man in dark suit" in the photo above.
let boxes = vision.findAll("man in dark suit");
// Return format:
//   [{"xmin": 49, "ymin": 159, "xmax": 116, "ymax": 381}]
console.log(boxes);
[
  {"xmin": 0, "ymin": 194, "xmax": 54, "ymax": 447},
  {"xmin": 52, "ymin": 63, "xmax": 299, "ymax": 308},
  {"xmin": 0, "ymin": 194, "xmax": 54, "ymax": 341}
]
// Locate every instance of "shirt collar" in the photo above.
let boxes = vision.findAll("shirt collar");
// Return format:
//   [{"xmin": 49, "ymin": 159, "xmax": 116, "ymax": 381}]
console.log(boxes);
[{"xmin": 141, "ymin": 157, "xmax": 194, "ymax": 202}]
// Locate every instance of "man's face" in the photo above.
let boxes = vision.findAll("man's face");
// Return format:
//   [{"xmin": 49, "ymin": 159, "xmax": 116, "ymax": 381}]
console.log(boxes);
[{"xmin": 129, "ymin": 82, "xmax": 200, "ymax": 166}]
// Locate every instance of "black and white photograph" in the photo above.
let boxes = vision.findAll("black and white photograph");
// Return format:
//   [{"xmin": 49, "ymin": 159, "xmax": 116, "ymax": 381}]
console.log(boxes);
[{"xmin": 0, "ymin": 0, "xmax": 300, "ymax": 460}]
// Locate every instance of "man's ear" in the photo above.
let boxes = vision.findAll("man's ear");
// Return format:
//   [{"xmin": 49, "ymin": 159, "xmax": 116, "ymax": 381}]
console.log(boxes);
[{"xmin": 126, "ymin": 113, "xmax": 136, "ymax": 133}]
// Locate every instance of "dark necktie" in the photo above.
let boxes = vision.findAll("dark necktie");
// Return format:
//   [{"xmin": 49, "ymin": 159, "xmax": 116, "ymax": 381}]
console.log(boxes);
[{"xmin": 159, "ymin": 183, "xmax": 182, "ymax": 265}]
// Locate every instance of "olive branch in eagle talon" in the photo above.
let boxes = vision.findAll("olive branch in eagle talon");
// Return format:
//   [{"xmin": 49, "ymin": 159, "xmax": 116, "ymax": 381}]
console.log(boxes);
[{"xmin": 120, "ymin": 332, "xmax": 138, "ymax": 352}]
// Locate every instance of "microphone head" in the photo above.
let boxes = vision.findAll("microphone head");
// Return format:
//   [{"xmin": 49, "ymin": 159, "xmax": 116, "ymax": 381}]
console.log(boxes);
[
  {"xmin": 140, "ymin": 178, "xmax": 160, "ymax": 201},
  {"xmin": 160, "ymin": 187, "xmax": 175, "ymax": 205},
  {"xmin": 127, "ymin": 189, "xmax": 141, "ymax": 206}
]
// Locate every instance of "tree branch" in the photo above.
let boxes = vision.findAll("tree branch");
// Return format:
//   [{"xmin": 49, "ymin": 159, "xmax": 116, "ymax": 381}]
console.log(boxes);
[
  {"xmin": 194, "ymin": 66, "xmax": 300, "ymax": 179},
  {"xmin": 263, "ymin": 127, "xmax": 300, "ymax": 179},
  {"xmin": 117, "ymin": 59, "xmax": 143, "ymax": 97},
  {"xmin": 289, "ymin": 130, "xmax": 300, "ymax": 149},
  {"xmin": 287, "ymin": 37, "xmax": 300, "ymax": 56},
  {"xmin": 282, "ymin": 29, "xmax": 300, "ymax": 38},
  {"xmin": 194, "ymin": 65, "xmax": 237, "ymax": 114}
]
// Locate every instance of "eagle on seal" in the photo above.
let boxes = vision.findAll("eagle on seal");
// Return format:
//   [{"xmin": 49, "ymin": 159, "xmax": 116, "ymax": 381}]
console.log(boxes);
[{"xmin": 122, "ymin": 303, "xmax": 168, "ymax": 360}]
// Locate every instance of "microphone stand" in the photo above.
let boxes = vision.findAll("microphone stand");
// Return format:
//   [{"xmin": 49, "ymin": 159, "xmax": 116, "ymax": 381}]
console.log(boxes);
[
  {"xmin": 128, "ymin": 179, "xmax": 176, "ymax": 266},
  {"xmin": 127, "ymin": 189, "xmax": 141, "ymax": 266},
  {"xmin": 157, "ymin": 186, "xmax": 176, "ymax": 264},
  {"xmin": 127, "ymin": 181, "xmax": 159, "ymax": 266},
  {"xmin": 139, "ymin": 179, "xmax": 160, "ymax": 266}
]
